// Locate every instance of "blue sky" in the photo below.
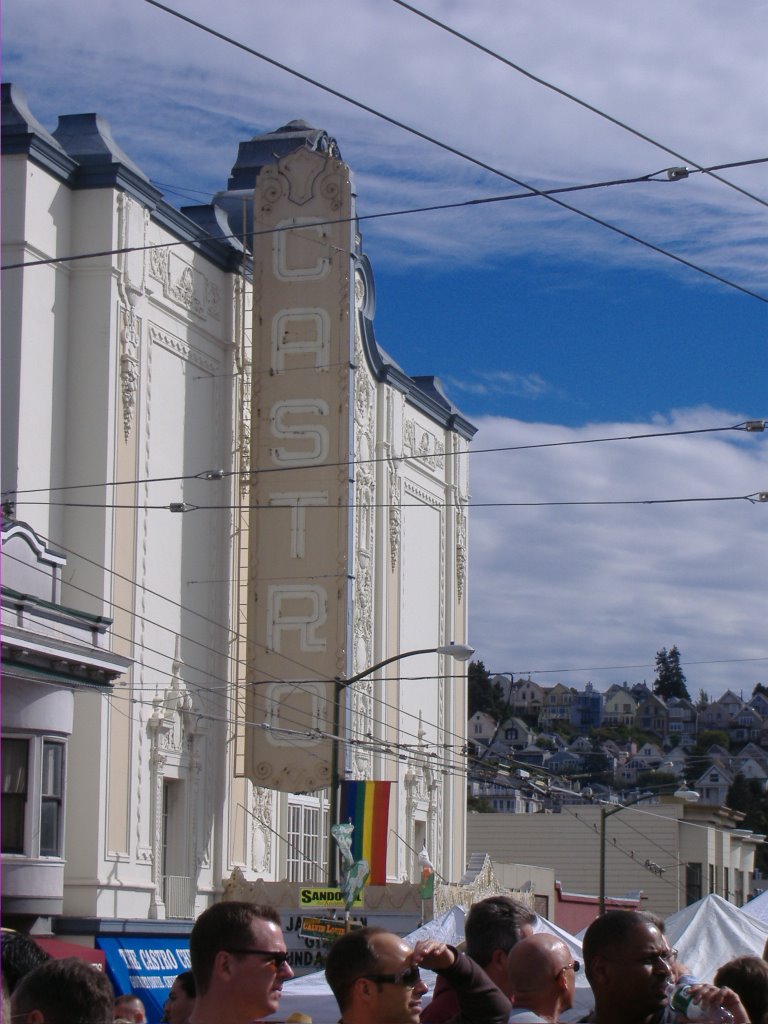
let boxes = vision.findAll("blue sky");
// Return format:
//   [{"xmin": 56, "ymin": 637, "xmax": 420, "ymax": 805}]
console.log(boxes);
[{"xmin": 4, "ymin": 0, "xmax": 767, "ymax": 697}]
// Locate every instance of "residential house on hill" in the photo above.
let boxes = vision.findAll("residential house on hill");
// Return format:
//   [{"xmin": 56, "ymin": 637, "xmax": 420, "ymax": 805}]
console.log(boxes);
[
  {"xmin": 603, "ymin": 686, "xmax": 638, "ymax": 727},
  {"xmin": 667, "ymin": 697, "xmax": 698, "ymax": 745},
  {"xmin": 695, "ymin": 761, "xmax": 734, "ymax": 805},
  {"xmin": 570, "ymin": 681, "xmax": 604, "ymax": 732},
  {"xmin": 511, "ymin": 679, "xmax": 545, "ymax": 720},
  {"xmin": 468, "ymin": 711, "xmax": 498, "ymax": 750},
  {"xmin": 635, "ymin": 694, "xmax": 669, "ymax": 738},
  {"xmin": 730, "ymin": 706, "xmax": 763, "ymax": 745},
  {"xmin": 701, "ymin": 690, "xmax": 745, "ymax": 731},
  {"xmin": 539, "ymin": 683, "xmax": 574, "ymax": 728}
]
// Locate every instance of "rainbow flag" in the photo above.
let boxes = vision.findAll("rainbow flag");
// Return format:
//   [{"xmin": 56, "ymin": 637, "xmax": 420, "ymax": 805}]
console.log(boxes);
[{"xmin": 338, "ymin": 781, "xmax": 392, "ymax": 885}]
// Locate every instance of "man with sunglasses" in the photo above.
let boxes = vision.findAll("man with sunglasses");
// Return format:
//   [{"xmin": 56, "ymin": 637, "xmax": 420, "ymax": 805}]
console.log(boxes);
[
  {"xmin": 188, "ymin": 901, "xmax": 293, "ymax": 1024},
  {"xmin": 325, "ymin": 928, "xmax": 510, "ymax": 1024},
  {"xmin": 506, "ymin": 933, "xmax": 579, "ymax": 1023}
]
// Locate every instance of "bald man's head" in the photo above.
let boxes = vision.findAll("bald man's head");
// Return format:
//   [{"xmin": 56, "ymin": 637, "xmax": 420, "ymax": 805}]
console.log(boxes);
[{"xmin": 507, "ymin": 934, "xmax": 578, "ymax": 1018}]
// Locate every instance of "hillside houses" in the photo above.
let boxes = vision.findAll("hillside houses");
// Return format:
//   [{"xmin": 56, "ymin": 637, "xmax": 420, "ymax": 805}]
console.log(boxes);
[{"xmin": 469, "ymin": 677, "xmax": 768, "ymax": 806}]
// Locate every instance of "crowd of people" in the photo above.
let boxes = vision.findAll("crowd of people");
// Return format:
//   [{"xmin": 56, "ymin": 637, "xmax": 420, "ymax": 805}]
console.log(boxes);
[{"xmin": 4, "ymin": 898, "xmax": 768, "ymax": 1024}]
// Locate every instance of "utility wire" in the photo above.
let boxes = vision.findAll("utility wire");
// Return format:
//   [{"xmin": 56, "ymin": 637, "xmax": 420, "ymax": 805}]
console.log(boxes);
[
  {"xmin": 5, "ymin": 158, "xmax": 766, "ymax": 274},
  {"xmin": 14, "ymin": 491, "xmax": 767, "ymax": 511},
  {"xmin": 137, "ymin": 0, "xmax": 768, "ymax": 305},
  {"xmin": 390, "ymin": 0, "xmax": 768, "ymax": 211},
  {"xmin": 6, "ymin": 419, "xmax": 761, "ymax": 498}
]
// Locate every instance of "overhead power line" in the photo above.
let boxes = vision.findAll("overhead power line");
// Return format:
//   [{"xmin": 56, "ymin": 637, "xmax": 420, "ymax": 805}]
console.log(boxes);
[
  {"xmin": 390, "ymin": 0, "xmax": 768, "ymax": 211},
  {"xmin": 5, "ymin": 420, "xmax": 762, "ymax": 498},
  {"xmin": 136, "ymin": 0, "xmax": 768, "ymax": 305},
  {"xmin": 5, "ymin": 158, "xmax": 766, "ymax": 275},
  {"xmin": 13, "ymin": 491, "xmax": 768, "ymax": 512}
]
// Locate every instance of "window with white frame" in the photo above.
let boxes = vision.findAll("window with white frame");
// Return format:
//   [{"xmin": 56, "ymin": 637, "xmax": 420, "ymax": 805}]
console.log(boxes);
[
  {"xmin": 2, "ymin": 735, "xmax": 66, "ymax": 858},
  {"xmin": 40, "ymin": 741, "xmax": 64, "ymax": 857},
  {"xmin": 286, "ymin": 795, "xmax": 327, "ymax": 882}
]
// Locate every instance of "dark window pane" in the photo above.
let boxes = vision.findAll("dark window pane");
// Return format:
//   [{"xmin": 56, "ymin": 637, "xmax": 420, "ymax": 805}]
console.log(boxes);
[
  {"xmin": 2, "ymin": 738, "xmax": 28, "ymax": 794},
  {"xmin": 2, "ymin": 794, "xmax": 26, "ymax": 853},
  {"xmin": 40, "ymin": 799, "xmax": 61, "ymax": 857},
  {"xmin": 42, "ymin": 742, "xmax": 63, "ymax": 797},
  {"xmin": 2, "ymin": 738, "xmax": 28, "ymax": 853}
]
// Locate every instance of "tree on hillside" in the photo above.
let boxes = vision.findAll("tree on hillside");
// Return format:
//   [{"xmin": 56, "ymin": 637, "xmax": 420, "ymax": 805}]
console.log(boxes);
[
  {"xmin": 697, "ymin": 689, "xmax": 710, "ymax": 711},
  {"xmin": 753, "ymin": 683, "xmax": 768, "ymax": 699},
  {"xmin": 727, "ymin": 772, "xmax": 768, "ymax": 874},
  {"xmin": 468, "ymin": 660, "xmax": 507, "ymax": 720},
  {"xmin": 690, "ymin": 729, "xmax": 731, "ymax": 758},
  {"xmin": 653, "ymin": 645, "xmax": 690, "ymax": 701}
]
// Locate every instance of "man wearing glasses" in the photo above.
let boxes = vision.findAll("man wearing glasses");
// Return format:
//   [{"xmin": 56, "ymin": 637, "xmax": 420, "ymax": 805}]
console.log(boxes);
[
  {"xmin": 188, "ymin": 901, "xmax": 293, "ymax": 1024},
  {"xmin": 581, "ymin": 911, "xmax": 748, "ymax": 1024},
  {"xmin": 506, "ymin": 934, "xmax": 579, "ymax": 1022},
  {"xmin": 325, "ymin": 928, "xmax": 510, "ymax": 1024}
]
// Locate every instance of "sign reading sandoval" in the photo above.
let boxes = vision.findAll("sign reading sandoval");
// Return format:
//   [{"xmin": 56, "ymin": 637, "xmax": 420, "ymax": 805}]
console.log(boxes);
[{"xmin": 245, "ymin": 142, "xmax": 355, "ymax": 794}]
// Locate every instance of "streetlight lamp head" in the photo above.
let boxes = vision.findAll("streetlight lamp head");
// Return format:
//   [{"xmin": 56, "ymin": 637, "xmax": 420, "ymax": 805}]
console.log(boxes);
[
  {"xmin": 674, "ymin": 783, "xmax": 700, "ymax": 803},
  {"xmin": 436, "ymin": 642, "xmax": 475, "ymax": 662}
]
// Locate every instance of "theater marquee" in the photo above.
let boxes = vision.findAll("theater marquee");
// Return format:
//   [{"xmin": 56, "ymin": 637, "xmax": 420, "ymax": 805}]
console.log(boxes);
[{"xmin": 244, "ymin": 146, "xmax": 354, "ymax": 793}]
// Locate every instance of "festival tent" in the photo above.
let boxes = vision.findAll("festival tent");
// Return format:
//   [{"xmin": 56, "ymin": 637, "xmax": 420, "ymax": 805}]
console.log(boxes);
[
  {"xmin": 741, "ymin": 888, "xmax": 768, "ymax": 925},
  {"xmin": 665, "ymin": 894, "xmax": 768, "ymax": 982},
  {"xmin": 269, "ymin": 905, "xmax": 593, "ymax": 1024}
]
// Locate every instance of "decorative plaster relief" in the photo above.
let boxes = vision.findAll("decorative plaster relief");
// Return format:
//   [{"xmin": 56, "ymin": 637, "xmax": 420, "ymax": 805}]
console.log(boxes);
[
  {"xmin": 148, "ymin": 324, "xmax": 218, "ymax": 374},
  {"xmin": 251, "ymin": 786, "xmax": 273, "ymax": 873},
  {"xmin": 119, "ymin": 306, "xmax": 141, "ymax": 442},
  {"xmin": 403, "ymin": 419, "xmax": 444, "ymax": 471},
  {"xmin": 389, "ymin": 468, "xmax": 401, "ymax": 571},
  {"xmin": 148, "ymin": 246, "xmax": 221, "ymax": 321},
  {"xmin": 456, "ymin": 504, "xmax": 467, "ymax": 604},
  {"xmin": 258, "ymin": 149, "xmax": 345, "ymax": 210}
]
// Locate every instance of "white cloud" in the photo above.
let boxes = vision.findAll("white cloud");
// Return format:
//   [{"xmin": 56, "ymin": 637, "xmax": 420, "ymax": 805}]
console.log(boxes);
[
  {"xmin": 4, "ymin": 0, "xmax": 767, "ymax": 284},
  {"xmin": 467, "ymin": 408, "xmax": 768, "ymax": 699}
]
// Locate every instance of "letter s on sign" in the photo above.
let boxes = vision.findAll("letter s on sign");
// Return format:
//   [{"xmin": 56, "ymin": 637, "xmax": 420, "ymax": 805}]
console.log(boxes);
[{"xmin": 270, "ymin": 399, "xmax": 330, "ymax": 466}]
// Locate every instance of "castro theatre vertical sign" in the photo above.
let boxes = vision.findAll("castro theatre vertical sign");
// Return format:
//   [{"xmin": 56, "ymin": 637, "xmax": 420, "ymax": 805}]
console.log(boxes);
[{"xmin": 245, "ymin": 144, "xmax": 354, "ymax": 793}]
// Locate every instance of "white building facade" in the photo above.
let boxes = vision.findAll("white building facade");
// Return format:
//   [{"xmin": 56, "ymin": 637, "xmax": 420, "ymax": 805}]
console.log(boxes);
[{"xmin": 1, "ymin": 85, "xmax": 474, "ymax": 942}]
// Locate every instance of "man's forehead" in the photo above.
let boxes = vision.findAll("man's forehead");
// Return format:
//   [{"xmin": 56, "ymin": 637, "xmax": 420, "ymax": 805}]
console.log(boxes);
[
  {"xmin": 621, "ymin": 922, "xmax": 667, "ymax": 953},
  {"xmin": 248, "ymin": 916, "xmax": 285, "ymax": 945}
]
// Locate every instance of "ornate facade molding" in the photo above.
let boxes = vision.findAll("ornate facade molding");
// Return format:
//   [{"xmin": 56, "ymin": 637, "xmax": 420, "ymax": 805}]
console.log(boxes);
[
  {"xmin": 119, "ymin": 306, "xmax": 141, "ymax": 442},
  {"xmin": 403, "ymin": 419, "xmax": 444, "ymax": 471},
  {"xmin": 148, "ymin": 322, "xmax": 218, "ymax": 374}
]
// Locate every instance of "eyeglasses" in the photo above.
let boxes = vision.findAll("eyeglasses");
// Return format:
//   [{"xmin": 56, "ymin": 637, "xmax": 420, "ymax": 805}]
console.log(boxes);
[
  {"xmin": 226, "ymin": 949, "xmax": 291, "ymax": 968},
  {"xmin": 362, "ymin": 966, "xmax": 421, "ymax": 988},
  {"xmin": 556, "ymin": 960, "xmax": 580, "ymax": 977}
]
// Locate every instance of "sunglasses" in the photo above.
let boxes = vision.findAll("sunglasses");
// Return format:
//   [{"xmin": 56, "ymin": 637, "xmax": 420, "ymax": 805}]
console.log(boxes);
[
  {"xmin": 226, "ymin": 948, "xmax": 291, "ymax": 968},
  {"xmin": 556, "ymin": 960, "xmax": 580, "ymax": 977},
  {"xmin": 363, "ymin": 966, "xmax": 421, "ymax": 988}
]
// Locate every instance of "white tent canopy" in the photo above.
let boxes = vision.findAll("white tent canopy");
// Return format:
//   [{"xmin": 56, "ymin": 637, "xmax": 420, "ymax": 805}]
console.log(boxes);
[
  {"xmin": 741, "ymin": 888, "xmax": 768, "ymax": 925},
  {"xmin": 665, "ymin": 894, "xmax": 768, "ymax": 983}
]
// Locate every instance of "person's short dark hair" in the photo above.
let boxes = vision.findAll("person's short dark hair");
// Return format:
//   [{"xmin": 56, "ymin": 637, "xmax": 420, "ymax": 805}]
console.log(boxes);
[
  {"xmin": 114, "ymin": 994, "xmax": 145, "ymax": 1019},
  {"xmin": 190, "ymin": 901, "xmax": 281, "ymax": 996},
  {"xmin": 464, "ymin": 896, "xmax": 536, "ymax": 967},
  {"xmin": 324, "ymin": 927, "xmax": 388, "ymax": 1012},
  {"xmin": 174, "ymin": 971, "xmax": 196, "ymax": 999},
  {"xmin": 1, "ymin": 931, "xmax": 51, "ymax": 994},
  {"xmin": 714, "ymin": 956, "xmax": 768, "ymax": 1024},
  {"xmin": 582, "ymin": 910, "xmax": 654, "ymax": 983},
  {"xmin": 12, "ymin": 957, "xmax": 114, "ymax": 1024}
]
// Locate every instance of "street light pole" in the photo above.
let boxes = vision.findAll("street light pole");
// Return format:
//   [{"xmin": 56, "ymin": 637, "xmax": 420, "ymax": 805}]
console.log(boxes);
[
  {"xmin": 327, "ymin": 642, "xmax": 474, "ymax": 885},
  {"xmin": 598, "ymin": 783, "xmax": 699, "ymax": 914}
]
